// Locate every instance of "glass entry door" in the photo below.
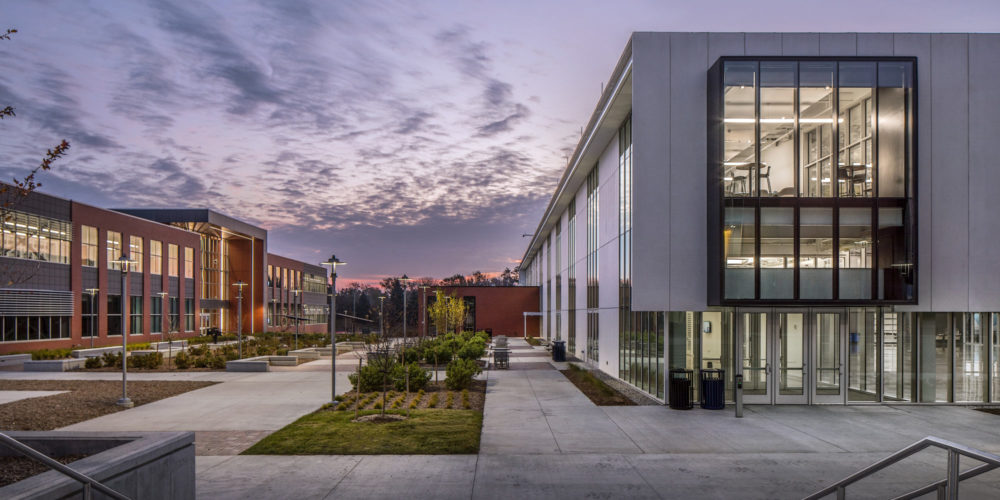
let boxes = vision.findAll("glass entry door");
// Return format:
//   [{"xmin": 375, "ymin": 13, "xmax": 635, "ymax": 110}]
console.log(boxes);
[
  {"xmin": 739, "ymin": 311, "xmax": 808, "ymax": 404},
  {"xmin": 739, "ymin": 310, "xmax": 842, "ymax": 404},
  {"xmin": 813, "ymin": 312, "xmax": 846, "ymax": 404}
]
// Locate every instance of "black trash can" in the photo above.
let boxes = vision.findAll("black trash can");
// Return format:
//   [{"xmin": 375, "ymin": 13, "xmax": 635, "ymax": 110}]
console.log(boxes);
[
  {"xmin": 669, "ymin": 369, "xmax": 693, "ymax": 410},
  {"xmin": 700, "ymin": 369, "xmax": 726, "ymax": 410},
  {"xmin": 551, "ymin": 340, "xmax": 566, "ymax": 362}
]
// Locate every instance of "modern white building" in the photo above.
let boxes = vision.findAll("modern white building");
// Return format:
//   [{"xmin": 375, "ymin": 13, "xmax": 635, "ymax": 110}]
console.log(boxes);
[{"xmin": 520, "ymin": 32, "xmax": 1000, "ymax": 405}]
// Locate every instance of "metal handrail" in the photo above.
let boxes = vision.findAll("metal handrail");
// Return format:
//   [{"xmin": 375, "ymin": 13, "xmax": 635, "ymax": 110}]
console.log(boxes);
[
  {"xmin": 804, "ymin": 436, "xmax": 1000, "ymax": 500},
  {"xmin": 0, "ymin": 432, "xmax": 130, "ymax": 500}
]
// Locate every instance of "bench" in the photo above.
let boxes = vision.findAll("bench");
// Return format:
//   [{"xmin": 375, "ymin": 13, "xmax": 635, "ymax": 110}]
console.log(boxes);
[
  {"xmin": 70, "ymin": 346, "xmax": 123, "ymax": 359},
  {"xmin": 0, "ymin": 354, "xmax": 31, "ymax": 368},
  {"xmin": 493, "ymin": 349, "xmax": 509, "ymax": 369},
  {"xmin": 23, "ymin": 358, "xmax": 87, "ymax": 372},
  {"xmin": 225, "ymin": 355, "xmax": 299, "ymax": 372}
]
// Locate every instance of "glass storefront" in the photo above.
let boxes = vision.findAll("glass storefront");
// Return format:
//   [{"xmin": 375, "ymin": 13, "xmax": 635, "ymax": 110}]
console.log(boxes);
[{"xmin": 650, "ymin": 309, "xmax": 1000, "ymax": 405}]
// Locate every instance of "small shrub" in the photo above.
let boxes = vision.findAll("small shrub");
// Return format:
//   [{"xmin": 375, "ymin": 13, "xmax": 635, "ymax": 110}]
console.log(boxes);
[
  {"xmin": 102, "ymin": 352, "xmax": 122, "ymax": 368},
  {"xmin": 373, "ymin": 399, "xmax": 383, "ymax": 410},
  {"xmin": 194, "ymin": 356, "xmax": 209, "ymax": 369},
  {"xmin": 209, "ymin": 354, "xmax": 226, "ymax": 370},
  {"xmin": 445, "ymin": 358, "xmax": 481, "ymax": 390},
  {"xmin": 31, "ymin": 348, "xmax": 73, "ymax": 360},
  {"xmin": 336, "ymin": 402, "xmax": 348, "ymax": 411},
  {"xmin": 456, "ymin": 341, "xmax": 485, "ymax": 361},
  {"xmin": 189, "ymin": 345, "xmax": 208, "ymax": 357},
  {"xmin": 461, "ymin": 389, "xmax": 471, "ymax": 409},
  {"xmin": 391, "ymin": 362, "xmax": 431, "ymax": 392},
  {"xmin": 129, "ymin": 352, "xmax": 163, "ymax": 369},
  {"xmin": 348, "ymin": 365, "xmax": 387, "ymax": 393},
  {"xmin": 174, "ymin": 351, "xmax": 191, "ymax": 369},
  {"xmin": 525, "ymin": 337, "xmax": 541, "ymax": 346},
  {"xmin": 429, "ymin": 343, "xmax": 452, "ymax": 364},
  {"xmin": 427, "ymin": 392, "xmax": 439, "ymax": 408},
  {"xmin": 445, "ymin": 391, "xmax": 454, "ymax": 409},
  {"xmin": 334, "ymin": 394, "xmax": 345, "ymax": 402},
  {"xmin": 84, "ymin": 356, "xmax": 102, "ymax": 369}
]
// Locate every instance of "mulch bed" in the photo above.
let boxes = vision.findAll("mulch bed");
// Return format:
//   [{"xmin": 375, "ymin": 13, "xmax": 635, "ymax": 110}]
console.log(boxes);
[
  {"xmin": 975, "ymin": 407, "xmax": 1000, "ymax": 416},
  {"xmin": 560, "ymin": 368, "xmax": 636, "ymax": 406},
  {"xmin": 0, "ymin": 454, "xmax": 88, "ymax": 487},
  {"xmin": 333, "ymin": 380, "xmax": 486, "ymax": 412},
  {"xmin": 0, "ymin": 380, "xmax": 216, "ymax": 430}
]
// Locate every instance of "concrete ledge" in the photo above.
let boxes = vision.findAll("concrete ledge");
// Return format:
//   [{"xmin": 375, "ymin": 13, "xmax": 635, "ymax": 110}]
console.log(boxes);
[
  {"xmin": 23, "ymin": 358, "xmax": 87, "ymax": 372},
  {"xmin": 226, "ymin": 358, "xmax": 268, "ymax": 372},
  {"xmin": 268, "ymin": 356, "xmax": 298, "ymax": 366},
  {"xmin": 0, "ymin": 431, "xmax": 194, "ymax": 499},
  {"xmin": 70, "ymin": 346, "xmax": 123, "ymax": 359},
  {"xmin": 150, "ymin": 340, "xmax": 188, "ymax": 350},
  {"xmin": 0, "ymin": 354, "xmax": 31, "ymax": 367},
  {"xmin": 289, "ymin": 348, "xmax": 321, "ymax": 360}
]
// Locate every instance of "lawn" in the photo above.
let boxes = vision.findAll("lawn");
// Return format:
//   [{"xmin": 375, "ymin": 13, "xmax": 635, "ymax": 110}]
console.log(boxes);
[{"xmin": 242, "ymin": 409, "xmax": 483, "ymax": 455}]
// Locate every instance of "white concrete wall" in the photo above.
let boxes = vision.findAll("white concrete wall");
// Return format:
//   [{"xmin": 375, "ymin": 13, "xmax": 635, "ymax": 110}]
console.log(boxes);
[{"xmin": 628, "ymin": 32, "xmax": 1000, "ymax": 313}]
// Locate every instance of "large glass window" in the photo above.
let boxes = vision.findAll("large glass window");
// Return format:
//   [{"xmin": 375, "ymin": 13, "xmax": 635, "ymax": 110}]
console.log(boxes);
[
  {"xmin": 839, "ymin": 208, "xmax": 872, "ymax": 300},
  {"xmin": 0, "ymin": 211, "xmax": 71, "ymax": 263},
  {"xmin": 567, "ymin": 198, "xmax": 576, "ymax": 355},
  {"xmin": 760, "ymin": 207, "xmax": 793, "ymax": 299},
  {"xmin": 82, "ymin": 291, "xmax": 98, "ymax": 337},
  {"xmin": 799, "ymin": 208, "xmax": 833, "ymax": 299},
  {"xmin": 130, "ymin": 296, "xmax": 143, "ymax": 335},
  {"xmin": 169, "ymin": 297, "xmax": 180, "ymax": 332},
  {"xmin": 759, "ymin": 61, "xmax": 795, "ymax": 197},
  {"xmin": 106, "ymin": 231, "xmax": 122, "ymax": 270},
  {"xmin": 712, "ymin": 58, "xmax": 915, "ymax": 305},
  {"xmin": 724, "ymin": 207, "xmax": 755, "ymax": 299},
  {"xmin": 955, "ymin": 313, "xmax": 987, "ymax": 402},
  {"xmin": 799, "ymin": 62, "xmax": 835, "ymax": 197},
  {"xmin": 723, "ymin": 62, "xmax": 757, "ymax": 197},
  {"xmin": 151, "ymin": 296, "xmax": 163, "ymax": 334},
  {"xmin": 882, "ymin": 312, "xmax": 914, "ymax": 402},
  {"xmin": 150, "ymin": 240, "xmax": 162, "ymax": 275},
  {"xmin": 184, "ymin": 247, "xmax": 194, "ymax": 279},
  {"xmin": 129, "ymin": 236, "xmax": 143, "ymax": 273},
  {"xmin": 586, "ymin": 167, "xmax": 599, "ymax": 362},
  {"xmin": 837, "ymin": 62, "xmax": 875, "ymax": 198},
  {"xmin": 168, "ymin": 244, "xmax": 179, "ymax": 277},
  {"xmin": 107, "ymin": 295, "xmax": 122, "ymax": 336},
  {"xmin": 185, "ymin": 298, "xmax": 195, "ymax": 331},
  {"xmin": 81, "ymin": 225, "xmax": 98, "ymax": 267}
]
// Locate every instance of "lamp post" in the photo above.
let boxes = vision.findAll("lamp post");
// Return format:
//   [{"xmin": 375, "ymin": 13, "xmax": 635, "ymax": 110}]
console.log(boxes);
[
  {"xmin": 320, "ymin": 255, "xmax": 346, "ymax": 404},
  {"xmin": 233, "ymin": 281, "xmax": 247, "ymax": 359},
  {"xmin": 116, "ymin": 253, "xmax": 136, "ymax": 408},
  {"xmin": 378, "ymin": 296, "xmax": 385, "ymax": 336},
  {"xmin": 85, "ymin": 288, "xmax": 99, "ymax": 348},
  {"xmin": 419, "ymin": 285, "xmax": 429, "ymax": 339},
  {"xmin": 157, "ymin": 291, "xmax": 170, "ymax": 368},
  {"xmin": 399, "ymin": 276, "xmax": 415, "ymax": 414},
  {"xmin": 292, "ymin": 289, "xmax": 302, "ymax": 350}
]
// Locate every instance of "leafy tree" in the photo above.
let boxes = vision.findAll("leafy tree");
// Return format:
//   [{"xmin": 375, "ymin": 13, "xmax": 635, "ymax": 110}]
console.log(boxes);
[
  {"xmin": 1, "ymin": 28, "xmax": 70, "ymax": 287},
  {"xmin": 427, "ymin": 291, "xmax": 467, "ymax": 335}
]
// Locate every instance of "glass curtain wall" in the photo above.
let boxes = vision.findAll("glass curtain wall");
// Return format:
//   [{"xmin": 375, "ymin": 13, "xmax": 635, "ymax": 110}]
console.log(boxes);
[
  {"xmin": 586, "ymin": 168, "xmax": 599, "ymax": 363},
  {"xmin": 567, "ymin": 199, "xmax": 576, "ymax": 354},
  {"xmin": 716, "ymin": 58, "xmax": 914, "ymax": 303},
  {"xmin": 555, "ymin": 221, "xmax": 561, "ymax": 341},
  {"xmin": 955, "ymin": 313, "xmax": 987, "ymax": 402}
]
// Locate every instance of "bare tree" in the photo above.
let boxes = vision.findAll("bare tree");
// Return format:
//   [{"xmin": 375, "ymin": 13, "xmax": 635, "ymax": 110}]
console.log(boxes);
[{"xmin": 362, "ymin": 327, "xmax": 397, "ymax": 418}]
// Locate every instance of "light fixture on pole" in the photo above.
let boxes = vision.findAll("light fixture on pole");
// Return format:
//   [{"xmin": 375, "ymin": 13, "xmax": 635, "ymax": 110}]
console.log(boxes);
[
  {"xmin": 116, "ymin": 253, "xmax": 136, "ymax": 408},
  {"xmin": 378, "ymin": 296, "xmax": 385, "ymax": 336},
  {"xmin": 418, "ymin": 285, "xmax": 430, "ymax": 339},
  {"xmin": 157, "ymin": 291, "xmax": 169, "ymax": 336},
  {"xmin": 233, "ymin": 281, "xmax": 248, "ymax": 359},
  {"xmin": 320, "ymin": 255, "xmax": 346, "ymax": 404},
  {"xmin": 157, "ymin": 291, "xmax": 170, "ymax": 368},
  {"xmin": 399, "ymin": 276, "xmax": 415, "ymax": 415},
  {"xmin": 85, "ymin": 288, "xmax": 99, "ymax": 348},
  {"xmin": 292, "ymin": 289, "xmax": 302, "ymax": 350}
]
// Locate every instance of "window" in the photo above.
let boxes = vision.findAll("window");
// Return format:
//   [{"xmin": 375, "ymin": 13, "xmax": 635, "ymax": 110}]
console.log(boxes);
[
  {"xmin": 130, "ymin": 296, "xmax": 143, "ymax": 334},
  {"xmin": 81, "ymin": 225, "xmax": 98, "ymax": 267},
  {"xmin": 168, "ymin": 244, "xmax": 178, "ymax": 277},
  {"xmin": 303, "ymin": 273, "xmax": 326, "ymax": 293},
  {"xmin": 0, "ymin": 211, "xmax": 71, "ymax": 263},
  {"xmin": 567, "ymin": 198, "xmax": 576, "ymax": 354},
  {"xmin": 169, "ymin": 297, "xmax": 180, "ymax": 332},
  {"xmin": 151, "ymin": 296, "xmax": 163, "ymax": 334},
  {"xmin": 185, "ymin": 298, "xmax": 195, "ymax": 331},
  {"xmin": 129, "ymin": 236, "xmax": 143, "ymax": 272},
  {"xmin": 107, "ymin": 231, "xmax": 122, "ymax": 270},
  {"xmin": 150, "ymin": 240, "xmax": 162, "ymax": 275},
  {"xmin": 0, "ymin": 316, "xmax": 71, "ymax": 342},
  {"xmin": 184, "ymin": 247, "xmax": 194, "ymax": 279},
  {"xmin": 267, "ymin": 265, "xmax": 273, "ymax": 287},
  {"xmin": 107, "ymin": 295, "xmax": 122, "ymax": 335},
  {"xmin": 711, "ymin": 57, "xmax": 915, "ymax": 304},
  {"xmin": 586, "ymin": 167, "xmax": 599, "ymax": 362},
  {"xmin": 82, "ymin": 291, "xmax": 98, "ymax": 337}
]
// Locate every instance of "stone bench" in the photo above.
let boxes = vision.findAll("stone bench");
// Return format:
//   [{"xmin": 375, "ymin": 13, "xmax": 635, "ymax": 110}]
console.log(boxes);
[
  {"xmin": 225, "ymin": 355, "xmax": 299, "ymax": 372},
  {"xmin": 150, "ymin": 340, "xmax": 188, "ymax": 350},
  {"xmin": 0, "ymin": 353, "xmax": 31, "ymax": 367},
  {"xmin": 70, "ymin": 346, "xmax": 123, "ymax": 359},
  {"xmin": 23, "ymin": 358, "xmax": 87, "ymax": 371},
  {"xmin": 289, "ymin": 348, "xmax": 321, "ymax": 360}
]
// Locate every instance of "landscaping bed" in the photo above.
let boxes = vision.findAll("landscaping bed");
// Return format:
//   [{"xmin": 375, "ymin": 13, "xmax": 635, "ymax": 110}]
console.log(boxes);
[
  {"xmin": 0, "ymin": 380, "xmax": 216, "ymax": 430},
  {"xmin": 243, "ymin": 379, "xmax": 486, "ymax": 455},
  {"xmin": 560, "ymin": 364, "xmax": 636, "ymax": 406},
  {"xmin": 0, "ymin": 454, "xmax": 88, "ymax": 487}
]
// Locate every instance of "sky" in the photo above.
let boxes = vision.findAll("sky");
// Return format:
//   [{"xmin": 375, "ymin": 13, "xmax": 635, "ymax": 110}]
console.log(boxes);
[{"xmin": 2, "ymin": 0, "xmax": 999, "ymax": 287}]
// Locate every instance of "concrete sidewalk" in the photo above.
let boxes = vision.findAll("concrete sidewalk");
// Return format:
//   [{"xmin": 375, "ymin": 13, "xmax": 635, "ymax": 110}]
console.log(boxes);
[{"xmin": 194, "ymin": 339, "xmax": 1000, "ymax": 498}]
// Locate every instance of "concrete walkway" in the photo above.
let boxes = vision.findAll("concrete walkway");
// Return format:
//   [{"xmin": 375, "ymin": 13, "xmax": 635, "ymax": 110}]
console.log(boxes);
[{"xmin": 7, "ymin": 341, "xmax": 1000, "ymax": 498}]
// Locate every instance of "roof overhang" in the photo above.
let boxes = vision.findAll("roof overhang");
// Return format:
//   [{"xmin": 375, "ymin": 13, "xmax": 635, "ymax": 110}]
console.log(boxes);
[{"xmin": 520, "ymin": 37, "xmax": 634, "ymax": 268}]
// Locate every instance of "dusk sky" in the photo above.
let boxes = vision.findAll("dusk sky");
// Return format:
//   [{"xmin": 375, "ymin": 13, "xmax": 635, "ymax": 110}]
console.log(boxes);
[{"xmin": 2, "ymin": 1, "xmax": 998, "ymax": 286}]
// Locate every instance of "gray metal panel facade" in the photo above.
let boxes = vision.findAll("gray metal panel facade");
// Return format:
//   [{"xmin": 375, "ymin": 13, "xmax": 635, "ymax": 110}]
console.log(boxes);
[
  {"xmin": 968, "ymin": 34, "xmax": 1000, "ymax": 311},
  {"xmin": 631, "ymin": 32, "xmax": 671, "ymax": 311}
]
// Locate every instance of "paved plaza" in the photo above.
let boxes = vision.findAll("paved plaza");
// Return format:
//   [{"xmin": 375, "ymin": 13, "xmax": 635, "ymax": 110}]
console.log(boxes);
[{"xmin": 3, "ymin": 340, "xmax": 1000, "ymax": 498}]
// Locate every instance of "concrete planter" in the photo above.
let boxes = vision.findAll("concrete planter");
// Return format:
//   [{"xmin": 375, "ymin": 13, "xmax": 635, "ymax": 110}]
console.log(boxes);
[
  {"xmin": 225, "ymin": 355, "xmax": 299, "ymax": 372},
  {"xmin": 70, "ymin": 346, "xmax": 124, "ymax": 359},
  {"xmin": 23, "ymin": 358, "xmax": 87, "ymax": 372},
  {"xmin": 0, "ymin": 354, "xmax": 31, "ymax": 368},
  {"xmin": 0, "ymin": 431, "xmax": 195, "ymax": 500}
]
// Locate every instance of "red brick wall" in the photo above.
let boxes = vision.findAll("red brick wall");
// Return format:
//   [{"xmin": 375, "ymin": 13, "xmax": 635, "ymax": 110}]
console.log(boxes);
[{"xmin": 418, "ymin": 286, "xmax": 540, "ymax": 338}]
